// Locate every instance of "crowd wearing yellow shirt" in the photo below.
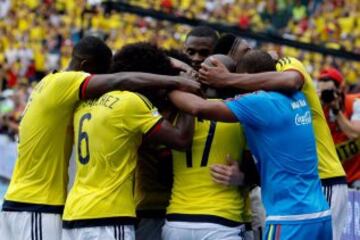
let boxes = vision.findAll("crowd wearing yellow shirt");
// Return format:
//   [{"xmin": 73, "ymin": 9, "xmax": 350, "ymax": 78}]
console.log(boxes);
[
  {"xmin": 130, "ymin": 0, "xmax": 360, "ymax": 52},
  {"xmin": 0, "ymin": 0, "xmax": 359, "ymax": 92}
]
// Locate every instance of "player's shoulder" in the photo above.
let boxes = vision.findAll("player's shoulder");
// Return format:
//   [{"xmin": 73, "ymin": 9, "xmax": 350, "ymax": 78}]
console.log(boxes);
[
  {"xmin": 226, "ymin": 91, "xmax": 273, "ymax": 108},
  {"xmin": 103, "ymin": 90, "xmax": 140, "ymax": 101},
  {"xmin": 276, "ymin": 56, "xmax": 306, "ymax": 72},
  {"xmin": 276, "ymin": 56, "xmax": 302, "ymax": 67},
  {"xmin": 115, "ymin": 91, "xmax": 155, "ymax": 111},
  {"xmin": 44, "ymin": 71, "xmax": 90, "ymax": 89},
  {"xmin": 237, "ymin": 90, "xmax": 269, "ymax": 100},
  {"xmin": 246, "ymin": 91, "xmax": 299, "ymax": 108},
  {"xmin": 51, "ymin": 71, "xmax": 89, "ymax": 79}
]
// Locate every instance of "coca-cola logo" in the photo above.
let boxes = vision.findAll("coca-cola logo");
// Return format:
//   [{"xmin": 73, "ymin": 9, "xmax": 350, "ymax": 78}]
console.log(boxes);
[{"xmin": 295, "ymin": 111, "xmax": 311, "ymax": 126}]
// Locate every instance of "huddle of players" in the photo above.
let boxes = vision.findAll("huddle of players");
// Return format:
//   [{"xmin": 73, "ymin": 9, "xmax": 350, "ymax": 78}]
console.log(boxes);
[{"xmin": 0, "ymin": 25, "xmax": 348, "ymax": 240}]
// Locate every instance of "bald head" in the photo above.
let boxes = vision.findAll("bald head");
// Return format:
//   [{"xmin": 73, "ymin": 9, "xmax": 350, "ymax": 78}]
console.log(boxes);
[
  {"xmin": 203, "ymin": 54, "xmax": 238, "ymax": 99},
  {"xmin": 203, "ymin": 54, "xmax": 236, "ymax": 72},
  {"xmin": 236, "ymin": 50, "xmax": 276, "ymax": 74}
]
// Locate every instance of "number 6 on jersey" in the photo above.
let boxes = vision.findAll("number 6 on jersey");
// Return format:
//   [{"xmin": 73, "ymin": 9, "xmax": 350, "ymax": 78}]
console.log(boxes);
[{"xmin": 78, "ymin": 113, "xmax": 92, "ymax": 164}]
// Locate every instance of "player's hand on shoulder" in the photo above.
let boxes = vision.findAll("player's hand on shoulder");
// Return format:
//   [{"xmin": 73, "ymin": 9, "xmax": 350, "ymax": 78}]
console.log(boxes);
[
  {"xmin": 170, "ymin": 57, "xmax": 198, "ymax": 79},
  {"xmin": 179, "ymin": 69, "xmax": 199, "ymax": 82},
  {"xmin": 173, "ymin": 75, "xmax": 201, "ymax": 94},
  {"xmin": 199, "ymin": 57, "xmax": 230, "ymax": 88}
]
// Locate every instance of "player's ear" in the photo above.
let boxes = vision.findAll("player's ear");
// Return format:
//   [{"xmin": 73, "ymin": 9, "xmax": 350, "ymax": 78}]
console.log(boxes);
[
  {"xmin": 79, "ymin": 59, "xmax": 88, "ymax": 71},
  {"xmin": 80, "ymin": 59, "xmax": 95, "ymax": 73}
]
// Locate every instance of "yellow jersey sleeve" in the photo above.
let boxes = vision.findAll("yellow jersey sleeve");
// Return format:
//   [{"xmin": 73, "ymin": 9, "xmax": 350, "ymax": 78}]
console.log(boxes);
[
  {"xmin": 276, "ymin": 57, "xmax": 309, "ymax": 80},
  {"xmin": 42, "ymin": 71, "xmax": 90, "ymax": 108},
  {"xmin": 121, "ymin": 92, "xmax": 162, "ymax": 135},
  {"xmin": 4, "ymin": 71, "xmax": 90, "ymax": 208},
  {"xmin": 276, "ymin": 57, "xmax": 345, "ymax": 179}
]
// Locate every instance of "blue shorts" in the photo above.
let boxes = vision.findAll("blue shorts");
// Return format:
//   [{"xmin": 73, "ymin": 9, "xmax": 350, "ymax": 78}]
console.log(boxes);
[{"xmin": 264, "ymin": 218, "xmax": 332, "ymax": 240}]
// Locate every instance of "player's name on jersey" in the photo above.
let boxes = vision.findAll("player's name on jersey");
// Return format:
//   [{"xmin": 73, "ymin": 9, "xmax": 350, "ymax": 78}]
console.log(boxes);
[
  {"xmin": 83, "ymin": 94, "xmax": 120, "ymax": 109},
  {"xmin": 291, "ymin": 99, "xmax": 307, "ymax": 109},
  {"xmin": 336, "ymin": 137, "xmax": 360, "ymax": 162}
]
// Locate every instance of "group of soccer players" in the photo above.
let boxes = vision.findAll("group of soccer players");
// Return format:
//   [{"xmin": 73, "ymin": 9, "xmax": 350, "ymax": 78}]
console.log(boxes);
[{"xmin": 0, "ymin": 25, "xmax": 349, "ymax": 240}]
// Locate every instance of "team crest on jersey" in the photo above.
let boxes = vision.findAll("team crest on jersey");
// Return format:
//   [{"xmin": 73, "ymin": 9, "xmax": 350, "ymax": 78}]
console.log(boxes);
[{"xmin": 151, "ymin": 108, "xmax": 160, "ymax": 116}]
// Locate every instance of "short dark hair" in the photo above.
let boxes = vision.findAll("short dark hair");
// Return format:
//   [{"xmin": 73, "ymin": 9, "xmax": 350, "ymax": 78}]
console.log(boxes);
[
  {"xmin": 212, "ymin": 33, "xmax": 237, "ymax": 55},
  {"xmin": 237, "ymin": 50, "xmax": 276, "ymax": 74},
  {"xmin": 72, "ymin": 36, "xmax": 112, "ymax": 74},
  {"xmin": 111, "ymin": 42, "xmax": 177, "ymax": 109},
  {"xmin": 111, "ymin": 42, "xmax": 177, "ymax": 76},
  {"xmin": 186, "ymin": 26, "xmax": 219, "ymax": 43},
  {"xmin": 164, "ymin": 48, "xmax": 192, "ymax": 66}
]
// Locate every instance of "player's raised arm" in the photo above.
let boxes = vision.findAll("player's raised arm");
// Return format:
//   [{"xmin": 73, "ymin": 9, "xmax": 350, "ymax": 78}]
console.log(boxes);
[
  {"xmin": 168, "ymin": 90, "xmax": 237, "ymax": 122},
  {"xmin": 81, "ymin": 72, "xmax": 200, "ymax": 100},
  {"xmin": 144, "ymin": 111, "xmax": 195, "ymax": 151},
  {"xmin": 199, "ymin": 56, "xmax": 303, "ymax": 92}
]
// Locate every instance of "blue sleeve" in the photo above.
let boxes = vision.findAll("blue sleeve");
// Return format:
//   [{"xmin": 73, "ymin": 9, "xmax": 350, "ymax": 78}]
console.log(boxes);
[{"xmin": 225, "ymin": 93, "xmax": 270, "ymax": 127}]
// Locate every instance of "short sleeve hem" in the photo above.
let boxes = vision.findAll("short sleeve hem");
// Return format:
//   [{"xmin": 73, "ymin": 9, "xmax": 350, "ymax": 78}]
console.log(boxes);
[
  {"xmin": 225, "ymin": 100, "xmax": 244, "ymax": 122},
  {"xmin": 143, "ymin": 118, "xmax": 164, "ymax": 138}
]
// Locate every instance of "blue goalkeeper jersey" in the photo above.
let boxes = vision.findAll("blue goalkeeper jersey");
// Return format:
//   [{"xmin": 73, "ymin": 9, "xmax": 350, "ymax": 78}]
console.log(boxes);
[{"xmin": 226, "ymin": 91, "xmax": 330, "ymax": 223}]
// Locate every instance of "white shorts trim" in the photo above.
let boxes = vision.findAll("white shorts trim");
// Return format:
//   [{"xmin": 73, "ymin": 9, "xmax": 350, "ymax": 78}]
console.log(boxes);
[
  {"xmin": 165, "ymin": 220, "xmax": 245, "ymax": 230},
  {"xmin": 322, "ymin": 183, "xmax": 348, "ymax": 240},
  {"xmin": 62, "ymin": 225, "xmax": 134, "ymax": 240},
  {"xmin": 265, "ymin": 209, "xmax": 331, "ymax": 222},
  {"xmin": 162, "ymin": 221, "xmax": 245, "ymax": 240},
  {"xmin": 0, "ymin": 211, "xmax": 62, "ymax": 240}
]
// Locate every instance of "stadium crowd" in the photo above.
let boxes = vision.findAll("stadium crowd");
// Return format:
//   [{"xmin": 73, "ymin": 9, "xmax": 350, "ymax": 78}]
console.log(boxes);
[
  {"xmin": 0, "ymin": 0, "xmax": 359, "ymax": 82},
  {"xmin": 0, "ymin": 1, "xmax": 359, "ymax": 240},
  {"xmin": 0, "ymin": 1, "xmax": 359, "ymax": 138},
  {"xmin": 130, "ymin": 0, "xmax": 360, "ymax": 52}
]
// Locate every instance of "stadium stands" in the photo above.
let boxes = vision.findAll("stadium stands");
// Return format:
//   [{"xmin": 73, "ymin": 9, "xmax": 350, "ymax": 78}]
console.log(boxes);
[
  {"xmin": 0, "ymin": 0, "xmax": 357, "ymax": 143},
  {"xmin": 0, "ymin": 1, "xmax": 359, "ymax": 239},
  {"xmin": 129, "ymin": 0, "xmax": 360, "ymax": 52},
  {"xmin": 0, "ymin": 1, "xmax": 359, "ymax": 87}
]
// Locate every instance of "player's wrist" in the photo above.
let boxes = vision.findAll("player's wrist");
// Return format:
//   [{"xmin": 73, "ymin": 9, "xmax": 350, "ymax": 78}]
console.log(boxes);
[
  {"xmin": 223, "ymin": 72, "xmax": 238, "ymax": 88},
  {"xmin": 168, "ymin": 76, "xmax": 182, "ymax": 90}
]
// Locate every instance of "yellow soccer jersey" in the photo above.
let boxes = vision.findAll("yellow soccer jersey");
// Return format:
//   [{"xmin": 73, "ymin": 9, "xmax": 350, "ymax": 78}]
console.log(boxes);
[
  {"xmin": 167, "ymin": 118, "xmax": 251, "ymax": 225},
  {"xmin": 63, "ymin": 91, "xmax": 162, "ymax": 227},
  {"xmin": 4, "ymin": 71, "xmax": 89, "ymax": 212},
  {"xmin": 276, "ymin": 57, "xmax": 345, "ymax": 179}
]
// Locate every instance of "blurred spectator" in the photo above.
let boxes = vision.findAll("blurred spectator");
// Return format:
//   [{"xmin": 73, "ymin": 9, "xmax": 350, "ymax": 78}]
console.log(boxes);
[
  {"xmin": 0, "ymin": 0, "xmax": 358, "ymax": 131},
  {"xmin": 317, "ymin": 68, "xmax": 360, "ymax": 189},
  {"xmin": 0, "ymin": 0, "xmax": 10, "ymax": 19},
  {"xmin": 129, "ymin": 0, "xmax": 360, "ymax": 53},
  {"xmin": 0, "ymin": 0, "xmax": 358, "ymax": 87},
  {"xmin": 0, "ymin": 84, "xmax": 27, "ymax": 141},
  {"xmin": 160, "ymin": 0, "xmax": 173, "ymax": 12},
  {"xmin": 292, "ymin": 1, "xmax": 307, "ymax": 22}
]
